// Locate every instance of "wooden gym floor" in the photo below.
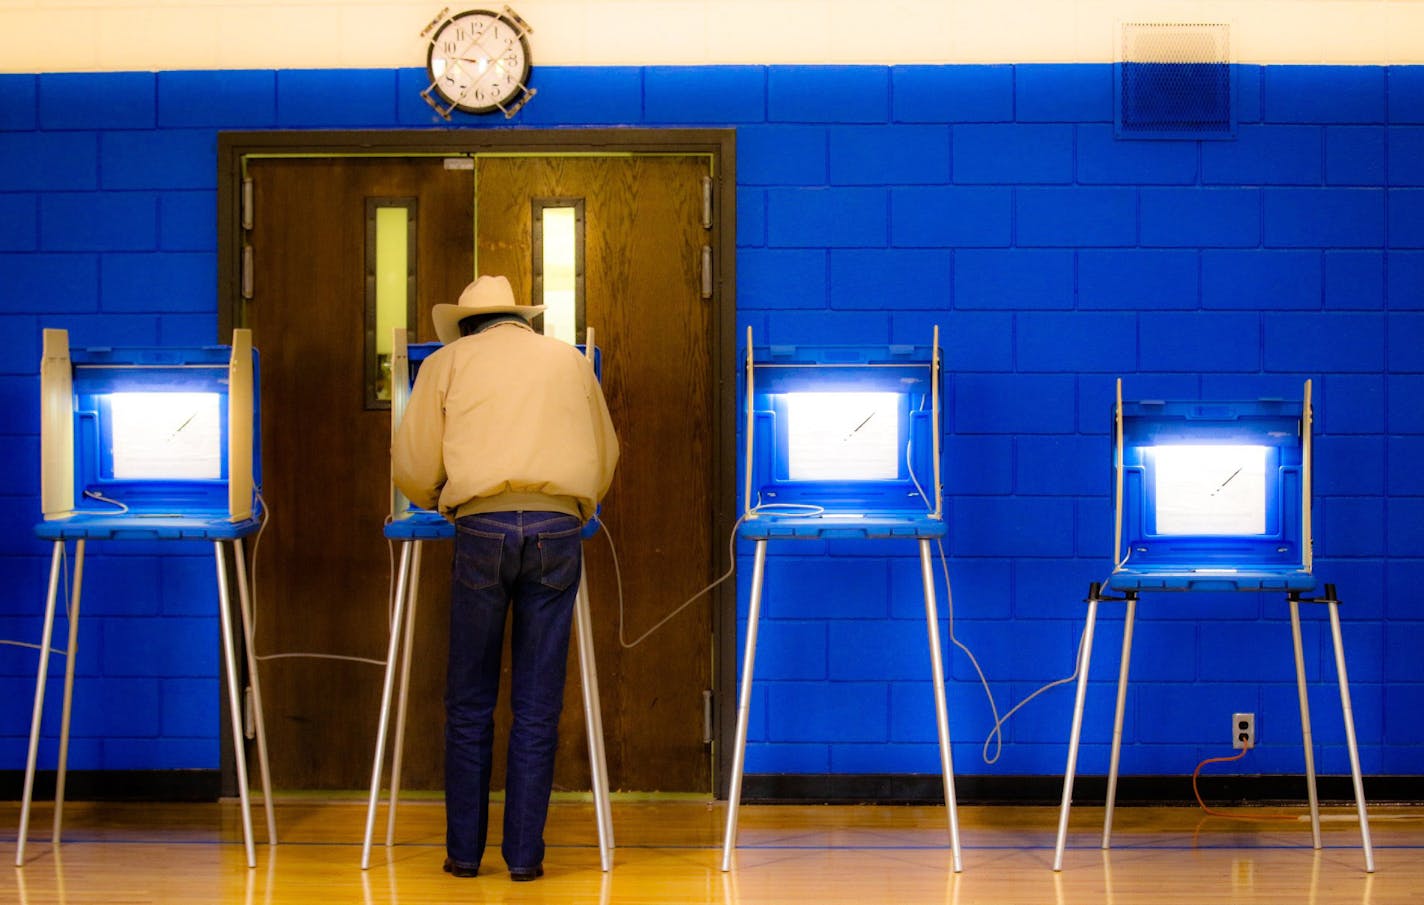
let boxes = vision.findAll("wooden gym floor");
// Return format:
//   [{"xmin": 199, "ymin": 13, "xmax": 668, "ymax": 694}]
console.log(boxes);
[{"xmin": 3, "ymin": 797, "xmax": 1419, "ymax": 904}]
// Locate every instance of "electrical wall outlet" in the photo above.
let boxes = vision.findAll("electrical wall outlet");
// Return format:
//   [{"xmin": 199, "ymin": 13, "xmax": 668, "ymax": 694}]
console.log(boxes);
[{"xmin": 1233, "ymin": 712, "xmax": 1255, "ymax": 749}]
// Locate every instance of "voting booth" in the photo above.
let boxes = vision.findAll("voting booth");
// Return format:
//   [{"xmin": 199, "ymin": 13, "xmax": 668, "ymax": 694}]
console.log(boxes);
[
  {"xmin": 1053, "ymin": 380, "xmax": 1373, "ymax": 872},
  {"xmin": 361, "ymin": 327, "xmax": 615, "ymax": 872},
  {"xmin": 721, "ymin": 327, "xmax": 962, "ymax": 872},
  {"xmin": 17, "ymin": 328, "xmax": 275, "ymax": 869}
]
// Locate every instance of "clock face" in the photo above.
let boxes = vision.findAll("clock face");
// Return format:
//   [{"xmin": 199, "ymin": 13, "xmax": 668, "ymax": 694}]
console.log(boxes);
[{"xmin": 426, "ymin": 9, "xmax": 532, "ymax": 115}]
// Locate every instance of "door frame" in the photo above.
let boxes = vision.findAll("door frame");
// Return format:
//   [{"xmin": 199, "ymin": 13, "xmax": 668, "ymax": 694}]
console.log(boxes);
[{"xmin": 216, "ymin": 128, "xmax": 740, "ymax": 797}]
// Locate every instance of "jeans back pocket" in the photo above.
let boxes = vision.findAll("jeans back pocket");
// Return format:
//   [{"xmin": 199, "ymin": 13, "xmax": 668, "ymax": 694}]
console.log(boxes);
[
  {"xmin": 454, "ymin": 524, "xmax": 505, "ymax": 591},
  {"xmin": 536, "ymin": 522, "xmax": 582, "ymax": 591}
]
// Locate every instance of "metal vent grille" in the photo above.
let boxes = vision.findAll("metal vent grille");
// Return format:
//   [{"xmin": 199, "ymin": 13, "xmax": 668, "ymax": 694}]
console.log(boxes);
[{"xmin": 1117, "ymin": 22, "xmax": 1234, "ymax": 140}]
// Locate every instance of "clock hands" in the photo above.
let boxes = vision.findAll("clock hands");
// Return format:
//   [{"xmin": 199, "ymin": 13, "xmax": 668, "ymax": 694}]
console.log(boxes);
[
  {"xmin": 441, "ymin": 33, "xmax": 519, "ymax": 84},
  {"xmin": 453, "ymin": 54, "xmax": 517, "ymax": 75}
]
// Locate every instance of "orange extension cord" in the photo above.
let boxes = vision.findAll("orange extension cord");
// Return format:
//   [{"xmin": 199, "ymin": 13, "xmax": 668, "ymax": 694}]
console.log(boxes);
[{"xmin": 1192, "ymin": 747, "xmax": 1299, "ymax": 822}]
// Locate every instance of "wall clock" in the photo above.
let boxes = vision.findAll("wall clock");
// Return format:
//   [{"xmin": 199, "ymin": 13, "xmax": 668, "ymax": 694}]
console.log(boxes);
[{"xmin": 421, "ymin": 6, "xmax": 535, "ymax": 119}]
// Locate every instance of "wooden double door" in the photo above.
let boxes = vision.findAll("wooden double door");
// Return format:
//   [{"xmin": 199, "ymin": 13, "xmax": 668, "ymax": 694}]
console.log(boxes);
[{"xmin": 240, "ymin": 152, "xmax": 718, "ymax": 794}]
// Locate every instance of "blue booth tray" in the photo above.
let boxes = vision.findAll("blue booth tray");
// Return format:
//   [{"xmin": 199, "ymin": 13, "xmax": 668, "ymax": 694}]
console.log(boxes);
[
  {"xmin": 738, "ymin": 511, "xmax": 947, "ymax": 541},
  {"xmin": 384, "ymin": 511, "xmax": 454, "ymax": 541},
  {"xmin": 36, "ymin": 513, "xmax": 263, "ymax": 542},
  {"xmin": 1105, "ymin": 567, "xmax": 1316, "ymax": 593}
]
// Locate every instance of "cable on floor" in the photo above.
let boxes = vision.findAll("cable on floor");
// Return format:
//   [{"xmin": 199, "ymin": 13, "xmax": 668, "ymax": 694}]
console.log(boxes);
[{"xmin": 1191, "ymin": 746, "xmax": 1298, "ymax": 822}]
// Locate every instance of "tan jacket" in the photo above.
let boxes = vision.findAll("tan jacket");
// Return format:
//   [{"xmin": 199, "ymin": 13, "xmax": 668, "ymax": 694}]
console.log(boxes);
[{"xmin": 392, "ymin": 321, "xmax": 619, "ymax": 522}]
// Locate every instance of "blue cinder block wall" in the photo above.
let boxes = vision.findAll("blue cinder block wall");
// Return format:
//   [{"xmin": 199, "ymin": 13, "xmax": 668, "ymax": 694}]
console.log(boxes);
[{"xmin": 0, "ymin": 63, "xmax": 1420, "ymax": 785}]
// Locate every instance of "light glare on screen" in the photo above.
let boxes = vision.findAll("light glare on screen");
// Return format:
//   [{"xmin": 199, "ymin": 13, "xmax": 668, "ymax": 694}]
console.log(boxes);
[
  {"xmin": 785, "ymin": 391, "xmax": 899, "ymax": 481},
  {"xmin": 110, "ymin": 392, "xmax": 222, "ymax": 480}
]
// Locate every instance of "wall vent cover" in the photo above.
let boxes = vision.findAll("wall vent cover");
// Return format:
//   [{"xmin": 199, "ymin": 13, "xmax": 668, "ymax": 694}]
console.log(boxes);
[{"xmin": 1117, "ymin": 22, "xmax": 1235, "ymax": 140}]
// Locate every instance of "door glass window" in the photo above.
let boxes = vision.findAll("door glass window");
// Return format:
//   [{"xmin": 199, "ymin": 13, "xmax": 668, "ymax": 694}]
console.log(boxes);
[
  {"xmin": 531, "ymin": 199, "xmax": 584, "ymax": 344},
  {"xmin": 365, "ymin": 198, "xmax": 417, "ymax": 408}
]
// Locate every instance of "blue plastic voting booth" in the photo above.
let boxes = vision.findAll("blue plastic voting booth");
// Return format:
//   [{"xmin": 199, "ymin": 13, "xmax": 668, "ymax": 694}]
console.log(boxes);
[
  {"xmin": 361, "ymin": 327, "xmax": 615, "ymax": 872},
  {"xmin": 1053, "ymin": 380, "xmax": 1373, "ymax": 872},
  {"xmin": 721, "ymin": 328, "xmax": 962, "ymax": 872},
  {"xmin": 17, "ymin": 328, "xmax": 275, "ymax": 869}
]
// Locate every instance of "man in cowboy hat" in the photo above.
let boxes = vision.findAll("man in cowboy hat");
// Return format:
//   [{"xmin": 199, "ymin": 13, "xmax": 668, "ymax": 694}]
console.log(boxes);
[{"xmin": 393, "ymin": 274, "xmax": 618, "ymax": 882}]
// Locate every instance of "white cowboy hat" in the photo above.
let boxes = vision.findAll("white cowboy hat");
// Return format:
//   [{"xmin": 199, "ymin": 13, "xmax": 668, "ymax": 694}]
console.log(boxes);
[{"xmin": 431, "ymin": 275, "xmax": 545, "ymax": 344}]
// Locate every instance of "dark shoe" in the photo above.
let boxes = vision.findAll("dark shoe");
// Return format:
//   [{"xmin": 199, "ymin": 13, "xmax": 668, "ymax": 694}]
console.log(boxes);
[
  {"xmin": 443, "ymin": 857, "xmax": 479, "ymax": 878},
  {"xmin": 509, "ymin": 865, "xmax": 544, "ymax": 882}
]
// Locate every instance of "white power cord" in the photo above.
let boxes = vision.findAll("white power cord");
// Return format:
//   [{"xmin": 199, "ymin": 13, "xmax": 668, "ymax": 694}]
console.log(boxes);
[
  {"xmin": 247, "ymin": 490, "xmax": 387, "ymax": 668},
  {"xmin": 605, "ymin": 501, "xmax": 826, "ymax": 650}
]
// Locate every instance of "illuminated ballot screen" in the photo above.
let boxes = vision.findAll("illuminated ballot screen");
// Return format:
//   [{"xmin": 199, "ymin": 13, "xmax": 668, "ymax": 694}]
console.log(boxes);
[
  {"xmin": 784, "ymin": 392, "xmax": 902, "ymax": 482},
  {"xmin": 40, "ymin": 329, "xmax": 260, "ymax": 528},
  {"xmin": 742, "ymin": 336, "xmax": 944, "ymax": 536},
  {"xmin": 1150, "ymin": 444, "xmax": 1269, "ymax": 536},
  {"xmin": 1110, "ymin": 387, "xmax": 1313, "ymax": 590},
  {"xmin": 107, "ymin": 392, "xmax": 223, "ymax": 481}
]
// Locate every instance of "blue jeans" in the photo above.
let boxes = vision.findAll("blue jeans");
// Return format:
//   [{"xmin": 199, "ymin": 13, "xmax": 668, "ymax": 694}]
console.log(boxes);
[{"xmin": 445, "ymin": 511, "xmax": 582, "ymax": 872}]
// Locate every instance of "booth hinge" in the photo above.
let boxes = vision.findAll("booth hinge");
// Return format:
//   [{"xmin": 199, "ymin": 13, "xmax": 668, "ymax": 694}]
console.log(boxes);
[
  {"xmin": 702, "ymin": 689, "xmax": 714, "ymax": 744},
  {"xmin": 241, "ymin": 177, "xmax": 254, "ymax": 231},
  {"xmin": 701, "ymin": 176, "xmax": 713, "ymax": 229},
  {"xmin": 241, "ymin": 245, "xmax": 254, "ymax": 300},
  {"xmin": 700, "ymin": 246, "xmax": 713, "ymax": 300}
]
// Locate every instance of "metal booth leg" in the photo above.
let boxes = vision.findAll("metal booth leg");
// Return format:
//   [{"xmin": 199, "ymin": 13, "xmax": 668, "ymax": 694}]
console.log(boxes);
[
  {"xmin": 1320, "ymin": 586, "xmax": 1375, "ymax": 873},
  {"xmin": 1288, "ymin": 595, "xmax": 1323, "ymax": 849},
  {"xmin": 16, "ymin": 540, "xmax": 81, "ymax": 867},
  {"xmin": 918, "ymin": 539, "xmax": 962, "ymax": 872},
  {"xmin": 215, "ymin": 540, "xmax": 258, "ymax": 868},
  {"xmin": 232, "ymin": 538, "xmax": 277, "ymax": 847},
  {"xmin": 1053, "ymin": 583, "xmax": 1103, "ymax": 872},
  {"xmin": 1101, "ymin": 592, "xmax": 1138, "ymax": 849},
  {"xmin": 385, "ymin": 542, "xmax": 424, "ymax": 849},
  {"xmin": 721, "ymin": 539, "xmax": 767, "ymax": 872},
  {"xmin": 51, "ymin": 539, "xmax": 86, "ymax": 849},
  {"xmin": 574, "ymin": 559, "xmax": 615, "ymax": 871},
  {"xmin": 361, "ymin": 541, "xmax": 415, "ymax": 869}
]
